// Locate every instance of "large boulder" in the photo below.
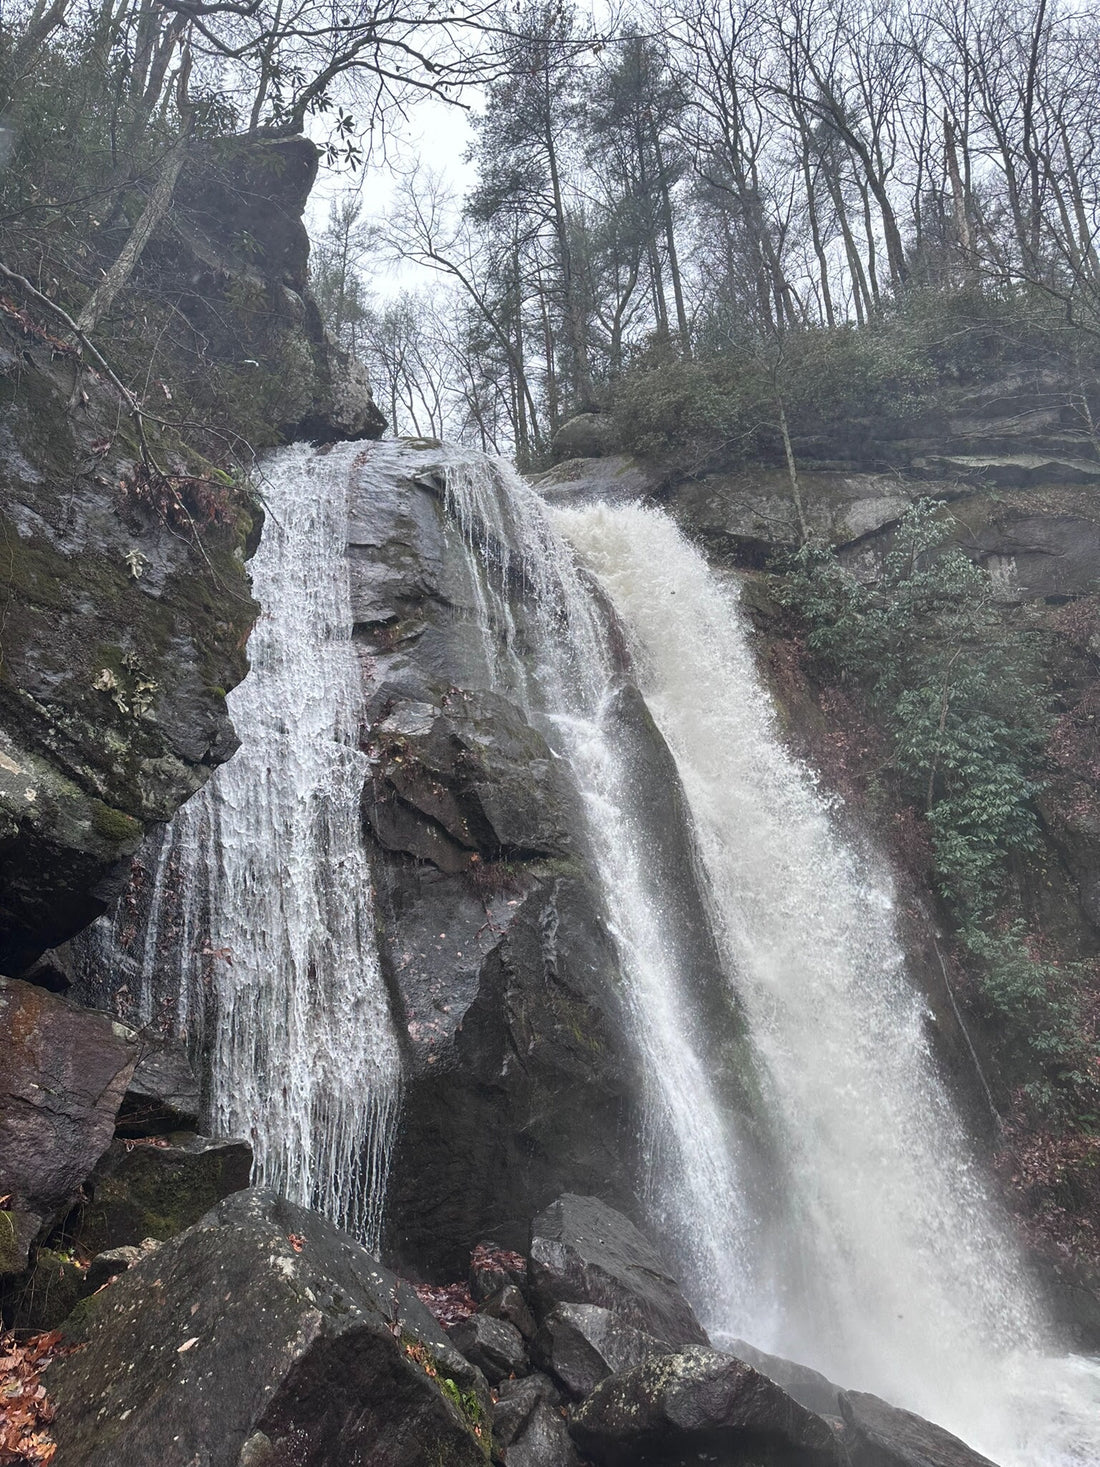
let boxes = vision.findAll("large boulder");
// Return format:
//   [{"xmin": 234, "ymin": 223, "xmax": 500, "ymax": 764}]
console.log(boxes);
[
  {"xmin": 529, "ymin": 1194, "xmax": 707, "ymax": 1347},
  {"xmin": 0, "ymin": 976, "xmax": 139, "ymax": 1271},
  {"xmin": 382, "ymin": 867, "xmax": 641, "ymax": 1277},
  {"xmin": 532, "ymin": 453, "xmax": 662, "ymax": 506},
  {"xmin": 535, "ymin": 1301, "xmax": 669, "ymax": 1399},
  {"xmin": 569, "ymin": 1346, "xmax": 841, "ymax": 1466},
  {"xmin": 839, "ymin": 1390, "xmax": 1000, "ymax": 1467},
  {"xmin": 50, "ymin": 1188, "xmax": 491, "ymax": 1467},
  {"xmin": 73, "ymin": 1132, "xmax": 253, "ymax": 1254},
  {"xmin": 551, "ymin": 414, "xmax": 623, "ymax": 462}
]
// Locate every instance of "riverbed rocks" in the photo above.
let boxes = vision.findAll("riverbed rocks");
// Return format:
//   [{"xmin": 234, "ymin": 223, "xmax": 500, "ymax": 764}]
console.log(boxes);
[
  {"xmin": 839, "ymin": 1390, "xmax": 1000, "ymax": 1467},
  {"xmin": 49, "ymin": 1188, "xmax": 491, "ymax": 1467},
  {"xmin": 529, "ymin": 1193, "xmax": 708, "ymax": 1347},
  {"xmin": 568, "ymin": 1346, "xmax": 842, "ymax": 1467},
  {"xmin": 0, "ymin": 976, "xmax": 139, "ymax": 1272}
]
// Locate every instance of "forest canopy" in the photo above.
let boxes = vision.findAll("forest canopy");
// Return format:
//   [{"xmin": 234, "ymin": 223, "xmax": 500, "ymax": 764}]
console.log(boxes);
[{"xmin": 310, "ymin": 0, "xmax": 1100, "ymax": 456}]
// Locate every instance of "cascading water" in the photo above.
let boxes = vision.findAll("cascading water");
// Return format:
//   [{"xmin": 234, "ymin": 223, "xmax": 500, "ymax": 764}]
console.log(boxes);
[
  {"xmin": 424, "ymin": 446, "xmax": 765, "ymax": 1325},
  {"xmin": 79, "ymin": 435, "xmax": 1100, "ymax": 1464},
  {"xmin": 105, "ymin": 441, "xmax": 401, "ymax": 1249},
  {"xmin": 554, "ymin": 499, "xmax": 1100, "ymax": 1467}
]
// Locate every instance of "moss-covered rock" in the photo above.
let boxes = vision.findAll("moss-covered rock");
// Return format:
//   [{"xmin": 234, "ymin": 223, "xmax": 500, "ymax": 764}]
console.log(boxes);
[
  {"xmin": 0, "ymin": 316, "xmax": 258, "ymax": 969},
  {"xmin": 8, "ymin": 1246, "xmax": 86, "ymax": 1330},
  {"xmin": 73, "ymin": 1134, "xmax": 252, "ymax": 1255}
]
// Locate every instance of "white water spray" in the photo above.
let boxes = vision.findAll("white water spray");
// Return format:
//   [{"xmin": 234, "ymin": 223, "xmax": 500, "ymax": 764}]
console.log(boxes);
[
  {"xmin": 424, "ymin": 446, "xmax": 761, "ymax": 1321},
  {"xmin": 556, "ymin": 499, "xmax": 1100, "ymax": 1467},
  {"xmin": 130, "ymin": 442, "xmax": 400, "ymax": 1248}
]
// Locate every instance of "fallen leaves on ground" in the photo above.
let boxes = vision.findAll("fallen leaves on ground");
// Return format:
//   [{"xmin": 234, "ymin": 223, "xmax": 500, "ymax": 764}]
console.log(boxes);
[
  {"xmin": 469, "ymin": 1243, "xmax": 525, "ymax": 1279},
  {"xmin": 413, "ymin": 1281, "xmax": 476, "ymax": 1330},
  {"xmin": 0, "ymin": 1329, "xmax": 73, "ymax": 1465}
]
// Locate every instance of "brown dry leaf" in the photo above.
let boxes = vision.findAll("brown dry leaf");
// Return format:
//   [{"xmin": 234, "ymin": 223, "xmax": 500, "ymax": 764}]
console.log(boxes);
[{"xmin": 0, "ymin": 1328, "xmax": 72, "ymax": 1465}]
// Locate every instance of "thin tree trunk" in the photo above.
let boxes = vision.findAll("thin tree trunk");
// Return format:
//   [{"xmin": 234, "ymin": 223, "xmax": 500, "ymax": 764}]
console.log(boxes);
[{"xmin": 77, "ymin": 134, "xmax": 189, "ymax": 333}]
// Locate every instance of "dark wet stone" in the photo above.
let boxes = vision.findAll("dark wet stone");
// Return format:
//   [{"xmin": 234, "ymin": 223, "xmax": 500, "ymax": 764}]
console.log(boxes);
[
  {"xmin": 839, "ymin": 1389, "xmax": 1000, "ymax": 1467},
  {"xmin": 115, "ymin": 1037, "xmax": 201, "ymax": 1137},
  {"xmin": 481, "ymin": 1283, "xmax": 537, "ymax": 1340},
  {"xmin": 569, "ymin": 1346, "xmax": 841, "ymax": 1466},
  {"xmin": 450, "ymin": 1311, "xmax": 528, "ymax": 1383},
  {"xmin": 508, "ymin": 1397, "xmax": 581, "ymax": 1467},
  {"xmin": 0, "ymin": 976, "xmax": 139, "ymax": 1271},
  {"xmin": 534, "ymin": 1301, "xmax": 669, "ymax": 1399},
  {"xmin": 529, "ymin": 1194, "xmax": 707, "ymax": 1348},
  {"xmin": 50, "ymin": 1188, "xmax": 490, "ymax": 1467},
  {"xmin": 83, "ymin": 1238, "xmax": 160, "ymax": 1294},
  {"xmin": 493, "ymin": 1372, "xmax": 559, "ymax": 1450},
  {"xmin": 727, "ymin": 1339, "xmax": 842, "ymax": 1418}
]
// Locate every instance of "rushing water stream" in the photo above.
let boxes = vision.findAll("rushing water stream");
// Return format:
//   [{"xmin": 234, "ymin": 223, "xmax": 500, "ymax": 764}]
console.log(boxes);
[{"xmin": 434, "ymin": 447, "xmax": 761, "ymax": 1324}]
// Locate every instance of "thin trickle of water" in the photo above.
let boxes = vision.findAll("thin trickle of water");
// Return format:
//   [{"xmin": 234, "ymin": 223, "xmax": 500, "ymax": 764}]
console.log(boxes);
[
  {"xmin": 121, "ymin": 442, "xmax": 400, "ymax": 1249},
  {"xmin": 556, "ymin": 500, "xmax": 1100, "ymax": 1467},
  {"xmin": 424, "ymin": 445, "xmax": 760, "ymax": 1325}
]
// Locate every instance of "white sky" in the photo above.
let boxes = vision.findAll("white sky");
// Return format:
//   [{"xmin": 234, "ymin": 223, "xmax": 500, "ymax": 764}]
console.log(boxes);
[{"xmin": 305, "ymin": 81, "xmax": 478, "ymax": 297}]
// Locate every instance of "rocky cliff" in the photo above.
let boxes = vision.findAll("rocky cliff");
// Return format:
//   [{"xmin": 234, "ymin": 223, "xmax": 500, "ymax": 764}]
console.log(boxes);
[
  {"xmin": 0, "ymin": 136, "xmax": 388, "ymax": 1315},
  {"xmin": 0, "ymin": 134, "xmax": 386, "ymax": 975}
]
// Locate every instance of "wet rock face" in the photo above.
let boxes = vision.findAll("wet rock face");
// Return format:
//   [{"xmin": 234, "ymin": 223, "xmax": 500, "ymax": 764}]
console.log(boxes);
[
  {"xmin": 164, "ymin": 135, "xmax": 386, "ymax": 443},
  {"xmin": 381, "ymin": 864, "xmax": 640, "ymax": 1276},
  {"xmin": 569, "ymin": 1346, "xmax": 842, "ymax": 1467},
  {"xmin": 0, "ymin": 976, "xmax": 139, "ymax": 1271},
  {"xmin": 366, "ymin": 690, "xmax": 574, "ymax": 872},
  {"xmin": 839, "ymin": 1390, "xmax": 1000, "ymax": 1467},
  {"xmin": 529, "ymin": 1194, "xmax": 707, "ymax": 1348},
  {"xmin": 0, "ymin": 320, "xmax": 258, "ymax": 972},
  {"xmin": 50, "ymin": 1188, "xmax": 491, "ymax": 1467},
  {"xmin": 0, "ymin": 133, "xmax": 392, "ymax": 971},
  {"xmin": 347, "ymin": 451, "xmax": 646, "ymax": 1275}
]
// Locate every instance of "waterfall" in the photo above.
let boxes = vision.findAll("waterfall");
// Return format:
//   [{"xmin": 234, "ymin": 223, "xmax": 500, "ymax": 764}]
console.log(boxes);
[
  {"xmin": 104, "ymin": 441, "xmax": 401, "ymax": 1249},
  {"xmin": 554, "ymin": 499, "xmax": 1100, "ymax": 1467},
  {"xmin": 430, "ymin": 447, "xmax": 765, "ymax": 1326},
  {"xmin": 77, "ymin": 436, "xmax": 1100, "ymax": 1465}
]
